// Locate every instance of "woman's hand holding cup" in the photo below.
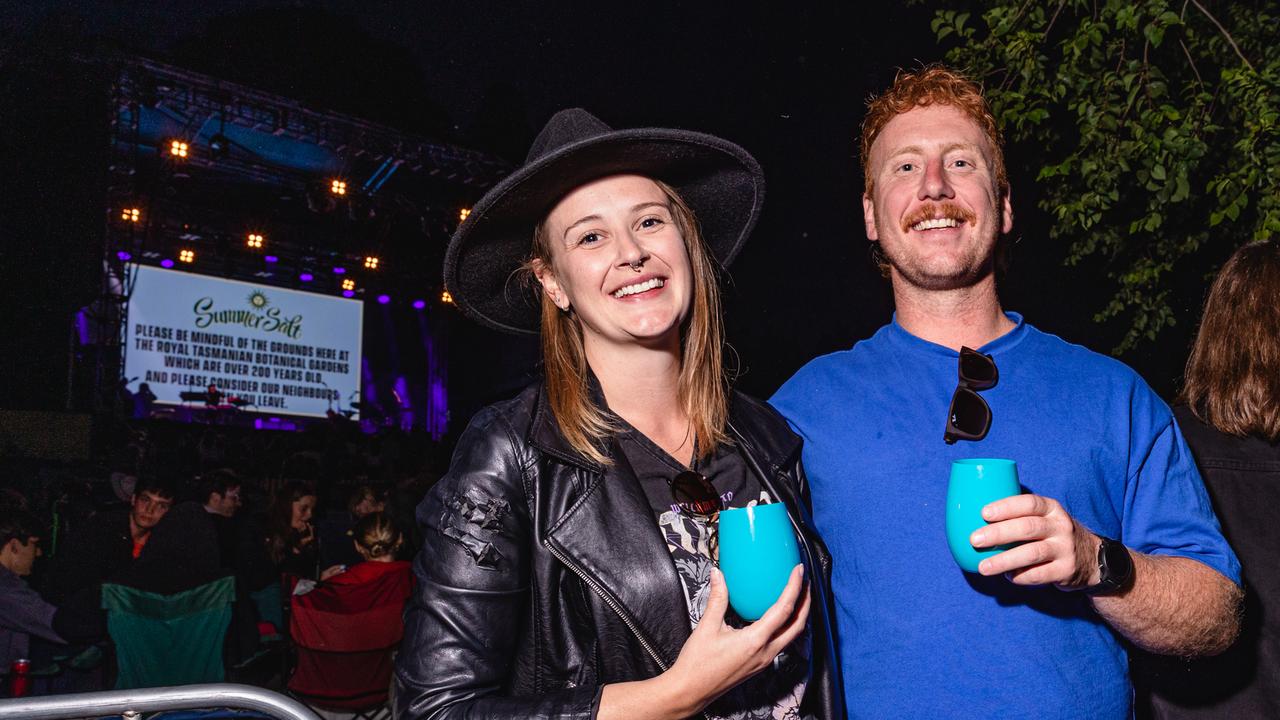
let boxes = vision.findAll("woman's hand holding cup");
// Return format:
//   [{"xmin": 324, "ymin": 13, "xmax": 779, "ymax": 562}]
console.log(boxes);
[
  {"xmin": 599, "ymin": 564, "xmax": 809, "ymax": 720},
  {"xmin": 661, "ymin": 564, "xmax": 809, "ymax": 717}
]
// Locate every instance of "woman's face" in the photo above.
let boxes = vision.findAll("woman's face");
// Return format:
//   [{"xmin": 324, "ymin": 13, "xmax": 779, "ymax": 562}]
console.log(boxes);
[
  {"xmin": 291, "ymin": 495, "xmax": 316, "ymax": 531},
  {"xmin": 537, "ymin": 174, "xmax": 693, "ymax": 352}
]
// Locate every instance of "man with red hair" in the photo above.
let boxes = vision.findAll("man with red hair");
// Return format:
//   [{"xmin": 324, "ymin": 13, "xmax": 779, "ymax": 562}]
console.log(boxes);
[{"xmin": 771, "ymin": 65, "xmax": 1241, "ymax": 717}]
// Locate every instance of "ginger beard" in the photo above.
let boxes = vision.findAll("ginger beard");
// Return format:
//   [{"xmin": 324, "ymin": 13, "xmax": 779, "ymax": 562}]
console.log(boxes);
[{"xmin": 875, "ymin": 199, "xmax": 1000, "ymax": 292}]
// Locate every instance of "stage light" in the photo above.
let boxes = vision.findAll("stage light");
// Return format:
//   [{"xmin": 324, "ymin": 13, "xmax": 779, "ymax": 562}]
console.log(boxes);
[
  {"xmin": 169, "ymin": 139, "xmax": 189, "ymax": 158},
  {"xmin": 179, "ymin": 249, "xmax": 195, "ymax": 263},
  {"xmin": 121, "ymin": 208, "xmax": 141, "ymax": 223},
  {"xmin": 330, "ymin": 179, "xmax": 347, "ymax": 196},
  {"xmin": 363, "ymin": 256, "xmax": 380, "ymax": 270},
  {"xmin": 246, "ymin": 233, "xmax": 264, "ymax": 248},
  {"xmin": 264, "ymin": 255, "xmax": 278, "ymax": 264},
  {"xmin": 116, "ymin": 251, "xmax": 132, "ymax": 261},
  {"xmin": 459, "ymin": 208, "xmax": 471, "ymax": 222},
  {"xmin": 341, "ymin": 278, "xmax": 355, "ymax": 291},
  {"xmin": 412, "ymin": 299, "xmax": 426, "ymax": 310},
  {"xmin": 342, "ymin": 290, "xmax": 355, "ymax": 298},
  {"xmin": 160, "ymin": 259, "xmax": 175, "ymax": 268},
  {"xmin": 332, "ymin": 266, "xmax": 346, "ymax": 275},
  {"xmin": 377, "ymin": 294, "xmax": 391, "ymax": 305},
  {"xmin": 299, "ymin": 272, "xmax": 314, "ymax": 282},
  {"xmin": 441, "ymin": 290, "xmax": 454, "ymax": 304}
]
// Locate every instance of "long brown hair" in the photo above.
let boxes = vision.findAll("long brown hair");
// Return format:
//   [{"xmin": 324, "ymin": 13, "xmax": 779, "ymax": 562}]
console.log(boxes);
[
  {"xmin": 266, "ymin": 480, "xmax": 316, "ymax": 566},
  {"xmin": 524, "ymin": 179, "xmax": 730, "ymax": 466},
  {"xmin": 1180, "ymin": 238, "xmax": 1280, "ymax": 441}
]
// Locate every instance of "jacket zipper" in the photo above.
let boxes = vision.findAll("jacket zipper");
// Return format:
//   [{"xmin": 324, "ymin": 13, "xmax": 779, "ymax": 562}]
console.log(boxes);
[
  {"xmin": 544, "ymin": 539, "xmax": 714, "ymax": 719},
  {"xmin": 542, "ymin": 538, "xmax": 669, "ymax": 672}
]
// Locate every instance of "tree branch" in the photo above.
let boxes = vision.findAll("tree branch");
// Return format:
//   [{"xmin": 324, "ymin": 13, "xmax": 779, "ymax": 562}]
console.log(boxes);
[
  {"xmin": 1010, "ymin": 0, "xmax": 1040, "ymax": 30},
  {"xmin": 1044, "ymin": 0, "xmax": 1069, "ymax": 38},
  {"xmin": 1188, "ymin": 0, "xmax": 1254, "ymax": 71},
  {"xmin": 1179, "ymin": 38, "xmax": 1204, "ymax": 88}
]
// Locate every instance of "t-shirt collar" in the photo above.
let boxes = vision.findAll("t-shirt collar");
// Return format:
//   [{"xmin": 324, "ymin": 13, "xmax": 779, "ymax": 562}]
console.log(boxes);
[{"xmin": 885, "ymin": 311, "xmax": 1027, "ymax": 357}]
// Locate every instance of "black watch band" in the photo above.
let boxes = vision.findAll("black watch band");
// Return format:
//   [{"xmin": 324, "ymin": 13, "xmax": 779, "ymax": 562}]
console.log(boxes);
[{"xmin": 1083, "ymin": 536, "xmax": 1133, "ymax": 595}]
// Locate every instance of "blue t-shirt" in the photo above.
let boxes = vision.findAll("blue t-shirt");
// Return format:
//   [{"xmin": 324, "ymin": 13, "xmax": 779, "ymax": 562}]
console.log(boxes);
[{"xmin": 770, "ymin": 313, "xmax": 1240, "ymax": 720}]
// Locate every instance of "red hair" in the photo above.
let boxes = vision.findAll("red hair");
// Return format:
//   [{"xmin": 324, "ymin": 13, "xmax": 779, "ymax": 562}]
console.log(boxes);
[{"xmin": 861, "ymin": 64, "xmax": 1007, "ymax": 195}]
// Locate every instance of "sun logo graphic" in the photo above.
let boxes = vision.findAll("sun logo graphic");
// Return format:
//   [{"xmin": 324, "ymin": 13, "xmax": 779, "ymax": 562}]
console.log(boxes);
[{"xmin": 247, "ymin": 290, "xmax": 270, "ymax": 309}]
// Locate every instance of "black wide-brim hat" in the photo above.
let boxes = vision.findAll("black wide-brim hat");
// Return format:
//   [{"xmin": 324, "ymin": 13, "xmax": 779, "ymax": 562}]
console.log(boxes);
[{"xmin": 444, "ymin": 108, "xmax": 765, "ymax": 335}]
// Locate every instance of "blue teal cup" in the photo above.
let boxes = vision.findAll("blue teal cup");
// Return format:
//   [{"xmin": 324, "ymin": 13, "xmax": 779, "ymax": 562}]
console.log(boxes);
[
  {"xmin": 717, "ymin": 502, "xmax": 802, "ymax": 621},
  {"xmin": 946, "ymin": 458, "xmax": 1021, "ymax": 572}
]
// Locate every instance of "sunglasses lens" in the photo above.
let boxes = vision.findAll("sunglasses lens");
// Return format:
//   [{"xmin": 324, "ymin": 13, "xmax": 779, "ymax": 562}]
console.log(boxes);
[
  {"xmin": 959, "ymin": 348, "xmax": 998, "ymax": 388},
  {"xmin": 670, "ymin": 471, "xmax": 721, "ymax": 516},
  {"xmin": 946, "ymin": 387, "xmax": 992, "ymax": 443}
]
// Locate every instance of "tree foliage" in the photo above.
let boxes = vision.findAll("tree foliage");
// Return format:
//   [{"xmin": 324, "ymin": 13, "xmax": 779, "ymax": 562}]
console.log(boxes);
[{"xmin": 927, "ymin": 0, "xmax": 1279, "ymax": 351}]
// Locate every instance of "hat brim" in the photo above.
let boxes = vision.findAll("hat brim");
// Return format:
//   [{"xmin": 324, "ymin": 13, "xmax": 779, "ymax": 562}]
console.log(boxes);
[{"xmin": 444, "ymin": 127, "xmax": 764, "ymax": 335}]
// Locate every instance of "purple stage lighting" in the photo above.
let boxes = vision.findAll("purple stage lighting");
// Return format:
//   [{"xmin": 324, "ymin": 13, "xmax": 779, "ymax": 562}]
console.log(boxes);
[
  {"xmin": 412, "ymin": 299, "xmax": 426, "ymax": 310},
  {"xmin": 264, "ymin": 255, "xmax": 278, "ymax": 263},
  {"xmin": 300, "ymin": 272, "xmax": 314, "ymax": 282},
  {"xmin": 377, "ymin": 294, "xmax": 391, "ymax": 305},
  {"xmin": 342, "ymin": 290, "xmax": 355, "ymax": 298},
  {"xmin": 117, "ymin": 251, "xmax": 132, "ymax": 261},
  {"xmin": 160, "ymin": 259, "xmax": 175, "ymax": 268},
  {"xmin": 332, "ymin": 266, "xmax": 346, "ymax": 274}
]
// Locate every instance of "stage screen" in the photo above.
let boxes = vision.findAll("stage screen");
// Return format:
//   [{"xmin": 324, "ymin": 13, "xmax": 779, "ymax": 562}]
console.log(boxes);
[{"xmin": 123, "ymin": 264, "xmax": 363, "ymax": 418}]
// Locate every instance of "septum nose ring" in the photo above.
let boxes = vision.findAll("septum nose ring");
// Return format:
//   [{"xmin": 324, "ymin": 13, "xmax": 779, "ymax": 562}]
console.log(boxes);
[{"xmin": 629, "ymin": 259, "xmax": 643, "ymax": 272}]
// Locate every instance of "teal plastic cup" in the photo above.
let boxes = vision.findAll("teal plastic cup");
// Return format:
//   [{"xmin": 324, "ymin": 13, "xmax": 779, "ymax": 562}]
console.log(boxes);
[
  {"xmin": 946, "ymin": 458, "xmax": 1021, "ymax": 572},
  {"xmin": 718, "ymin": 502, "xmax": 802, "ymax": 621}
]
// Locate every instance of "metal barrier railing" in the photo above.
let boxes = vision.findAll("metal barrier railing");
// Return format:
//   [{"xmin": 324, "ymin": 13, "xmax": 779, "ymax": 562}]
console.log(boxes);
[{"xmin": 0, "ymin": 683, "xmax": 320, "ymax": 720}]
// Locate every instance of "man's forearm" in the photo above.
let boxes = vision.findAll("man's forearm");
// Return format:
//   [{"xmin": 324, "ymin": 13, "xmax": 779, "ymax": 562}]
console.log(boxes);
[{"xmin": 1093, "ymin": 552, "xmax": 1241, "ymax": 656}]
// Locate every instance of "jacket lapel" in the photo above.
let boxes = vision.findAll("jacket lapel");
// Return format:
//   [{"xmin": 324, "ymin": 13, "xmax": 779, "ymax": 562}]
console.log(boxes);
[{"xmin": 529, "ymin": 386, "xmax": 690, "ymax": 670}]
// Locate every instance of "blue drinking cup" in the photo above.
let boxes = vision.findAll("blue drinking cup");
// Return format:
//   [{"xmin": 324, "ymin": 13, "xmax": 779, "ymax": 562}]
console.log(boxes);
[
  {"xmin": 718, "ymin": 502, "xmax": 802, "ymax": 621},
  {"xmin": 946, "ymin": 458, "xmax": 1022, "ymax": 572}
]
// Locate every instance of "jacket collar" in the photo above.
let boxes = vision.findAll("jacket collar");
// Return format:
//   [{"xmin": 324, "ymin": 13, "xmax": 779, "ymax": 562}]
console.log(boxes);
[{"xmin": 526, "ymin": 379, "xmax": 607, "ymax": 472}]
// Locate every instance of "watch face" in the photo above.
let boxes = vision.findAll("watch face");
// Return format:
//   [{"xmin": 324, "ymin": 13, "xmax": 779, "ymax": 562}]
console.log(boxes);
[{"xmin": 1094, "ymin": 538, "xmax": 1133, "ymax": 594}]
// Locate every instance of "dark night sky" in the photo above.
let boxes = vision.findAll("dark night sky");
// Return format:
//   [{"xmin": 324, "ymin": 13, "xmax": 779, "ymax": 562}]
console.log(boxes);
[{"xmin": 1, "ymin": 1, "xmax": 1196, "ymax": 416}]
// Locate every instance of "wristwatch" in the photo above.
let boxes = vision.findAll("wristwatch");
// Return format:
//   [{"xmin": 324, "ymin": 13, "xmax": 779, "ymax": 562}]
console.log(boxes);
[{"xmin": 1083, "ymin": 536, "xmax": 1134, "ymax": 595}]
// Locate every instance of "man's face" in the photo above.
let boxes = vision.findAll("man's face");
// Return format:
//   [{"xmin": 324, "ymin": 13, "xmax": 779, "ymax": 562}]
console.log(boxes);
[
  {"xmin": 207, "ymin": 486, "xmax": 242, "ymax": 517},
  {"xmin": 130, "ymin": 490, "xmax": 173, "ymax": 532},
  {"xmin": 7, "ymin": 536, "xmax": 41, "ymax": 577},
  {"xmin": 862, "ymin": 103, "xmax": 1013, "ymax": 292}
]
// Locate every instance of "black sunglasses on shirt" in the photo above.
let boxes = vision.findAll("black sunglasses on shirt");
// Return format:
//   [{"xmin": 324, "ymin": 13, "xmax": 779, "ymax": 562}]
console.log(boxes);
[
  {"xmin": 944, "ymin": 346, "xmax": 998, "ymax": 444},
  {"xmin": 669, "ymin": 470, "xmax": 724, "ymax": 557}
]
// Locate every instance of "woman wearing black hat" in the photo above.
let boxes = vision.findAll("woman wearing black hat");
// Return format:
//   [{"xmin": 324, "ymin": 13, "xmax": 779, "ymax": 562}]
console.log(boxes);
[{"xmin": 394, "ymin": 109, "xmax": 842, "ymax": 720}]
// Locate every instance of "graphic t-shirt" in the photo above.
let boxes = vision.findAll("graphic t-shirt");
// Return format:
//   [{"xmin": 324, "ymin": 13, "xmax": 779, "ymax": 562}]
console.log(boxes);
[{"xmin": 616, "ymin": 425, "xmax": 809, "ymax": 720}]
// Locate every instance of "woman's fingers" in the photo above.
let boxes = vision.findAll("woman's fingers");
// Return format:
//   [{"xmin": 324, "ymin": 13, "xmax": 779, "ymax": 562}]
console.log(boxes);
[
  {"xmin": 700, "ymin": 567, "xmax": 730, "ymax": 629},
  {"xmin": 769, "ymin": 576, "xmax": 811, "ymax": 649}
]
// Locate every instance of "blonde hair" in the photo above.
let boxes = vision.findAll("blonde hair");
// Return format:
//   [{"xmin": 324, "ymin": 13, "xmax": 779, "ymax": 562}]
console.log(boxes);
[
  {"xmin": 1180, "ymin": 238, "xmax": 1280, "ymax": 441},
  {"xmin": 523, "ymin": 179, "xmax": 731, "ymax": 466},
  {"xmin": 353, "ymin": 512, "xmax": 402, "ymax": 559}
]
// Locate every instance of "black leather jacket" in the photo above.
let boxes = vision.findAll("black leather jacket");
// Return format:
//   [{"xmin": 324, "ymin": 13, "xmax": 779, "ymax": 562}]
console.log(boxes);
[{"xmin": 393, "ymin": 382, "xmax": 844, "ymax": 720}]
